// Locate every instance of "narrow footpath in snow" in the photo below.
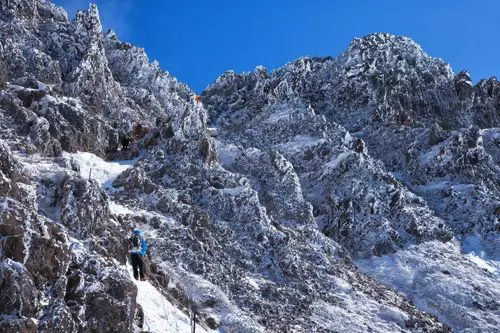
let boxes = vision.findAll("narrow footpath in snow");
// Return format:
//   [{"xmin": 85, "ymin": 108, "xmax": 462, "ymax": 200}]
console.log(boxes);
[
  {"xmin": 129, "ymin": 268, "xmax": 210, "ymax": 333},
  {"xmin": 68, "ymin": 151, "xmax": 213, "ymax": 333}
]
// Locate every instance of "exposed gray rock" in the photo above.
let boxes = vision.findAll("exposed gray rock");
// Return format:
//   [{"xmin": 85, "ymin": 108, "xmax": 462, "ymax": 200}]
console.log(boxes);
[{"xmin": 429, "ymin": 122, "xmax": 446, "ymax": 146}]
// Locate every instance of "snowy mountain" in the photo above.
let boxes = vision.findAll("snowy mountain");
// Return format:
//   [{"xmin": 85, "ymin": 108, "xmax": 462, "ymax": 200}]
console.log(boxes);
[{"xmin": 1, "ymin": 1, "xmax": 499, "ymax": 332}]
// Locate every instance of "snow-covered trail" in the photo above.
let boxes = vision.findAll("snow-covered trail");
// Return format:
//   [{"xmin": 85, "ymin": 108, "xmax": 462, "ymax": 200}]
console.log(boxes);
[
  {"xmin": 68, "ymin": 151, "xmax": 214, "ymax": 332},
  {"xmin": 129, "ymin": 269, "xmax": 210, "ymax": 333}
]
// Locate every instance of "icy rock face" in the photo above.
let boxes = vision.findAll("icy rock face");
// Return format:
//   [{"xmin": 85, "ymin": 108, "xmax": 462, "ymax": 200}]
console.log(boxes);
[
  {"xmin": 330, "ymin": 34, "xmax": 461, "ymax": 128},
  {"xmin": 65, "ymin": 4, "xmax": 123, "ymax": 114},
  {"xmin": 0, "ymin": 0, "xmax": 66, "ymax": 84},
  {"xmin": 0, "ymin": 2, "xmax": 205, "ymax": 331},
  {"xmin": 103, "ymin": 29, "xmax": 207, "ymax": 143},
  {"xmin": 0, "ymin": 140, "xmax": 139, "ymax": 332},
  {"xmin": 203, "ymin": 33, "xmax": 500, "ymax": 130},
  {"xmin": 60, "ymin": 175, "xmax": 110, "ymax": 235},
  {"xmin": 358, "ymin": 122, "xmax": 500, "ymax": 254},
  {"xmin": 202, "ymin": 34, "xmax": 460, "ymax": 130},
  {"xmin": 407, "ymin": 127, "xmax": 500, "ymax": 251},
  {"xmin": 109, "ymin": 92, "xmax": 447, "ymax": 331},
  {"xmin": 200, "ymin": 32, "xmax": 500, "ymax": 331},
  {"xmin": 0, "ymin": 0, "xmax": 182, "ymax": 158},
  {"xmin": 112, "ymin": 133, "xmax": 447, "ymax": 332},
  {"xmin": 103, "ymin": 30, "xmax": 193, "ymax": 112},
  {"xmin": 472, "ymin": 77, "xmax": 500, "ymax": 127},
  {"xmin": 0, "ymin": 82, "xmax": 120, "ymax": 157},
  {"xmin": 208, "ymin": 99, "xmax": 452, "ymax": 257}
]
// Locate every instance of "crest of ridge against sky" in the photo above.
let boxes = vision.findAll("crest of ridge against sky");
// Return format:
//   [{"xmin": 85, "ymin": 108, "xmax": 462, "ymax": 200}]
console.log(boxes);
[{"xmin": 54, "ymin": 0, "xmax": 500, "ymax": 93}]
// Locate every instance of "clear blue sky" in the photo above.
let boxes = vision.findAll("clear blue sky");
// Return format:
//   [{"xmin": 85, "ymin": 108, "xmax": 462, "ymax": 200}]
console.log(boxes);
[{"xmin": 54, "ymin": 0, "xmax": 500, "ymax": 93}]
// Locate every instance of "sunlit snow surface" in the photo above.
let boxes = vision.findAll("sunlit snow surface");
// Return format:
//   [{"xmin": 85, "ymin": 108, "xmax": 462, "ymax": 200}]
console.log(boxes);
[
  {"xmin": 130, "ymin": 271, "xmax": 211, "ymax": 333},
  {"xmin": 356, "ymin": 241, "xmax": 500, "ymax": 332},
  {"xmin": 63, "ymin": 151, "xmax": 140, "ymax": 187}
]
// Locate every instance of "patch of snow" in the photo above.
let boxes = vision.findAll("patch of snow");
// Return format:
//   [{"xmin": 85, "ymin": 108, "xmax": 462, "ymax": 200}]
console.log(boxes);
[
  {"xmin": 466, "ymin": 254, "xmax": 498, "ymax": 275},
  {"xmin": 86, "ymin": 282, "xmax": 103, "ymax": 293},
  {"xmin": 0, "ymin": 198, "xmax": 9, "ymax": 210},
  {"xmin": 377, "ymin": 305, "xmax": 409, "ymax": 328},
  {"xmin": 154, "ymin": 266, "xmax": 265, "ymax": 332},
  {"xmin": 108, "ymin": 201, "xmax": 135, "ymax": 216},
  {"xmin": 69, "ymin": 237, "xmax": 87, "ymax": 264},
  {"xmin": 1, "ymin": 258, "xmax": 25, "ymax": 273},
  {"xmin": 264, "ymin": 107, "xmax": 293, "ymax": 123},
  {"xmin": 419, "ymin": 142, "xmax": 453, "ymax": 165},
  {"xmin": 343, "ymin": 132, "xmax": 353, "ymax": 145},
  {"xmin": 221, "ymin": 186, "xmax": 244, "ymax": 196},
  {"xmin": 64, "ymin": 151, "xmax": 138, "ymax": 187},
  {"xmin": 130, "ymin": 269, "xmax": 212, "ymax": 333},
  {"xmin": 218, "ymin": 144, "xmax": 240, "ymax": 168},
  {"xmin": 8, "ymin": 84, "xmax": 25, "ymax": 92},
  {"xmin": 19, "ymin": 154, "xmax": 67, "ymax": 182},
  {"xmin": 37, "ymin": 81, "xmax": 47, "ymax": 91},
  {"xmin": 22, "ymin": 213, "xmax": 34, "ymax": 265},
  {"xmin": 207, "ymin": 127, "xmax": 218, "ymax": 137},
  {"xmin": 310, "ymin": 299, "xmax": 404, "ymax": 332},
  {"xmin": 244, "ymin": 276, "xmax": 260, "ymax": 291},
  {"xmin": 321, "ymin": 151, "xmax": 352, "ymax": 176},
  {"xmin": 272, "ymin": 135, "xmax": 321, "ymax": 154},
  {"xmin": 480, "ymin": 127, "xmax": 500, "ymax": 143},
  {"xmin": 413, "ymin": 181, "xmax": 452, "ymax": 192},
  {"xmin": 459, "ymin": 234, "xmax": 499, "ymax": 276}
]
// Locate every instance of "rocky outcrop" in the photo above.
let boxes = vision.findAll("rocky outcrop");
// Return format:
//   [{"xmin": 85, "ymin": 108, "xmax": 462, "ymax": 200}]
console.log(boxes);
[
  {"xmin": 0, "ymin": 0, "xmax": 180, "ymax": 158},
  {"xmin": 472, "ymin": 77, "xmax": 500, "ymax": 127},
  {"xmin": 199, "ymin": 31, "xmax": 499, "ymax": 331},
  {"xmin": 0, "ymin": 139, "xmax": 139, "ymax": 332},
  {"xmin": 112, "ymin": 139, "xmax": 448, "ymax": 332},
  {"xmin": 203, "ymin": 33, "xmax": 500, "ymax": 131}
]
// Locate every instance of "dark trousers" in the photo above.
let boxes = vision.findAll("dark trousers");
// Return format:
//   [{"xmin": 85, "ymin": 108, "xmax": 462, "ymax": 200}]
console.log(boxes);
[{"xmin": 131, "ymin": 253, "xmax": 145, "ymax": 280}]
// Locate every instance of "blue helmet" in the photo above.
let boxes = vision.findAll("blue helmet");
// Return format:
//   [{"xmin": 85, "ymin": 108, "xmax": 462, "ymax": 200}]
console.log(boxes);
[{"xmin": 133, "ymin": 229, "xmax": 142, "ymax": 235}]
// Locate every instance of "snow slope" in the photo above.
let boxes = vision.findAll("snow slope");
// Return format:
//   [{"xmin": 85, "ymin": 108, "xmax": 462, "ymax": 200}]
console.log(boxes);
[
  {"xmin": 356, "ymin": 241, "xmax": 500, "ymax": 332},
  {"xmin": 132, "ymin": 273, "xmax": 212, "ymax": 333}
]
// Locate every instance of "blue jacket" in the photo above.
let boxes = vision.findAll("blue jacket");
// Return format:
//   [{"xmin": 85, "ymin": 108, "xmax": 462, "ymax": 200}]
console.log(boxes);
[{"xmin": 130, "ymin": 230, "xmax": 147, "ymax": 255}]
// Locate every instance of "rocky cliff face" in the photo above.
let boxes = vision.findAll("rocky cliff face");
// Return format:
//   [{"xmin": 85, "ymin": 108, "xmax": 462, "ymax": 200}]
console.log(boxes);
[
  {"xmin": 203, "ymin": 33, "xmax": 500, "ymax": 131},
  {"xmin": 1, "ymin": 1, "xmax": 499, "ymax": 332}
]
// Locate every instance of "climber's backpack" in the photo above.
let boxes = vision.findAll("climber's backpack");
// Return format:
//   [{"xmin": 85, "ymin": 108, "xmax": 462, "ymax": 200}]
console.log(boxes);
[{"xmin": 131, "ymin": 234, "xmax": 141, "ymax": 249}]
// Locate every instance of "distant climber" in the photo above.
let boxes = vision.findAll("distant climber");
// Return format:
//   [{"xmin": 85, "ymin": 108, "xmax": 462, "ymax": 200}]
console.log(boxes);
[
  {"xmin": 129, "ymin": 229, "xmax": 148, "ymax": 281},
  {"xmin": 194, "ymin": 95, "xmax": 200, "ymax": 104},
  {"xmin": 121, "ymin": 135, "xmax": 132, "ymax": 151}
]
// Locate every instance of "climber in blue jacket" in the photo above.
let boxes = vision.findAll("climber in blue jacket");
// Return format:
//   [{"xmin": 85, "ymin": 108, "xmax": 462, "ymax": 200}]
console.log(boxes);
[{"xmin": 129, "ymin": 229, "xmax": 148, "ymax": 281}]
